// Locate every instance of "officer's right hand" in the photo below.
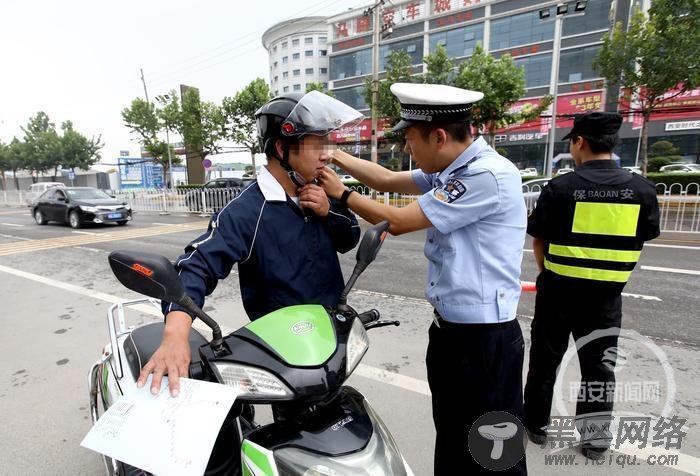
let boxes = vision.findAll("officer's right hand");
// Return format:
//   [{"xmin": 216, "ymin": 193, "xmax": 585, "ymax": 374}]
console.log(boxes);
[{"xmin": 137, "ymin": 311, "xmax": 192, "ymax": 397}]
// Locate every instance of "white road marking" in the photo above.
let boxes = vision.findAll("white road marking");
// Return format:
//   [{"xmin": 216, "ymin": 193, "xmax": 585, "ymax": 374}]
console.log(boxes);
[
  {"xmin": 75, "ymin": 246, "xmax": 105, "ymax": 253},
  {"xmin": 1, "ymin": 223, "xmax": 24, "ymax": 227},
  {"xmin": 0, "ymin": 233, "xmax": 31, "ymax": 241},
  {"xmin": 646, "ymin": 243, "xmax": 700, "ymax": 251},
  {"xmin": 641, "ymin": 265, "xmax": 700, "ymax": 276},
  {"xmin": 71, "ymin": 230, "xmax": 104, "ymax": 236}
]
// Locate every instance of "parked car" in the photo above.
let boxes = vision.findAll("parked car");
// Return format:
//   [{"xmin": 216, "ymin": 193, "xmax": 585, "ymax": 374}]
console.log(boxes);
[
  {"xmin": 659, "ymin": 164, "xmax": 700, "ymax": 173},
  {"xmin": 519, "ymin": 167, "xmax": 538, "ymax": 178},
  {"xmin": 32, "ymin": 187, "xmax": 132, "ymax": 228},
  {"xmin": 184, "ymin": 177, "xmax": 255, "ymax": 212},
  {"xmin": 522, "ymin": 178, "xmax": 550, "ymax": 210},
  {"xmin": 25, "ymin": 182, "xmax": 64, "ymax": 206},
  {"xmin": 622, "ymin": 166, "xmax": 642, "ymax": 174},
  {"xmin": 555, "ymin": 167, "xmax": 574, "ymax": 175}
]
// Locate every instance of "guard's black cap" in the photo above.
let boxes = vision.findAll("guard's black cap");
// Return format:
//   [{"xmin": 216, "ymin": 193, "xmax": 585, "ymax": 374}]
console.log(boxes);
[{"xmin": 562, "ymin": 111, "xmax": 623, "ymax": 141}]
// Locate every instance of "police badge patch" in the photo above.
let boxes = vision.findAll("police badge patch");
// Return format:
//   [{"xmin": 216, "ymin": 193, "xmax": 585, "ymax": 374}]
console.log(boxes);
[{"xmin": 434, "ymin": 178, "xmax": 468, "ymax": 203}]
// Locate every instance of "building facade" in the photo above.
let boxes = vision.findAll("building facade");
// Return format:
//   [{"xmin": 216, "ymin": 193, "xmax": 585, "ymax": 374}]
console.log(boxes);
[
  {"xmin": 262, "ymin": 16, "xmax": 331, "ymax": 96},
  {"xmin": 263, "ymin": 1, "xmax": 699, "ymax": 170}
]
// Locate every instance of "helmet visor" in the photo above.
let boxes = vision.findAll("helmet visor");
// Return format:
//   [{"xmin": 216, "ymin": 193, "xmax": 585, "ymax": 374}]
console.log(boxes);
[{"xmin": 282, "ymin": 90, "xmax": 364, "ymax": 137}]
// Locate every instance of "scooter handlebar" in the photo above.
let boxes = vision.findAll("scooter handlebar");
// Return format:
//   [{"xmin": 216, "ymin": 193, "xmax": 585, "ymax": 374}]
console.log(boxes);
[{"xmin": 358, "ymin": 309, "xmax": 380, "ymax": 325}]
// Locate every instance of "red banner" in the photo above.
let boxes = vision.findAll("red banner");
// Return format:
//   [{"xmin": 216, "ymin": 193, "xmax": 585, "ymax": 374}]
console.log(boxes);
[
  {"xmin": 618, "ymin": 85, "xmax": 700, "ymax": 127},
  {"xmin": 556, "ymin": 91, "xmax": 605, "ymax": 128},
  {"xmin": 331, "ymin": 118, "xmax": 390, "ymax": 143}
]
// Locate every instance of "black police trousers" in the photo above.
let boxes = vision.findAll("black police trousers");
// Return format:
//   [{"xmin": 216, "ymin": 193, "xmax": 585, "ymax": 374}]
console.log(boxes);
[
  {"xmin": 523, "ymin": 274, "xmax": 622, "ymax": 449},
  {"xmin": 427, "ymin": 318, "xmax": 527, "ymax": 475}
]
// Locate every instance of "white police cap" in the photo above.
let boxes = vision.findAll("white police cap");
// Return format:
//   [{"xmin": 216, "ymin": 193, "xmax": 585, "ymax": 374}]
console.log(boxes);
[{"xmin": 390, "ymin": 83, "xmax": 484, "ymax": 132}]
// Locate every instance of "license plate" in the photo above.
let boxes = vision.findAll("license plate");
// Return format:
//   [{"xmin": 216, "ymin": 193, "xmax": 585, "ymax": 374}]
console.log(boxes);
[{"xmin": 107, "ymin": 213, "xmax": 122, "ymax": 219}]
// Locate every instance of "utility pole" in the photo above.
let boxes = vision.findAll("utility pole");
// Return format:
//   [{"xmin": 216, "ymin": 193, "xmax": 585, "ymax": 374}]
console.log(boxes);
[
  {"xmin": 370, "ymin": 0, "xmax": 383, "ymax": 164},
  {"xmin": 140, "ymin": 68, "xmax": 150, "ymax": 103},
  {"xmin": 544, "ymin": 14, "xmax": 562, "ymax": 179}
]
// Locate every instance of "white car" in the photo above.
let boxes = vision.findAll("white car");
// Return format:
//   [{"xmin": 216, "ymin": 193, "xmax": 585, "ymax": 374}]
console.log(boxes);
[
  {"xmin": 340, "ymin": 175, "xmax": 355, "ymax": 182},
  {"xmin": 622, "ymin": 166, "xmax": 642, "ymax": 174},
  {"xmin": 26, "ymin": 182, "xmax": 64, "ymax": 206},
  {"xmin": 659, "ymin": 164, "xmax": 700, "ymax": 173},
  {"xmin": 519, "ymin": 168, "xmax": 538, "ymax": 178},
  {"xmin": 555, "ymin": 167, "xmax": 574, "ymax": 175}
]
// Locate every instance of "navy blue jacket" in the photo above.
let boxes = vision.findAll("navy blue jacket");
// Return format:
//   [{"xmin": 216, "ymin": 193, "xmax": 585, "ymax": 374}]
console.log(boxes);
[{"xmin": 162, "ymin": 167, "xmax": 360, "ymax": 320}]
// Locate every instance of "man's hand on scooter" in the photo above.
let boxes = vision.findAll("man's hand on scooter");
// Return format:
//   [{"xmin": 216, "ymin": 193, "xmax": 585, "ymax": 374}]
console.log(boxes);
[{"xmin": 137, "ymin": 312, "xmax": 192, "ymax": 397}]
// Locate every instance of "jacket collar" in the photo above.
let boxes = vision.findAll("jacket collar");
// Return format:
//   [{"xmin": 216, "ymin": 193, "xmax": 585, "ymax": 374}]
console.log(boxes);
[
  {"xmin": 257, "ymin": 165, "xmax": 288, "ymax": 202},
  {"xmin": 577, "ymin": 159, "xmax": 620, "ymax": 169}
]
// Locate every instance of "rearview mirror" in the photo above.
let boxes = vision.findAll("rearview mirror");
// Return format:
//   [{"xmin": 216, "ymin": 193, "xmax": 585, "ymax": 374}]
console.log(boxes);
[
  {"xmin": 338, "ymin": 221, "xmax": 389, "ymax": 305},
  {"xmin": 355, "ymin": 221, "xmax": 390, "ymax": 268},
  {"xmin": 108, "ymin": 250, "xmax": 185, "ymax": 303}
]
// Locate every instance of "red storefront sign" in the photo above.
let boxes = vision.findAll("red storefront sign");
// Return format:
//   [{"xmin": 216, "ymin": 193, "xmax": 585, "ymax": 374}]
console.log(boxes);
[
  {"xmin": 556, "ymin": 91, "xmax": 605, "ymax": 128},
  {"xmin": 619, "ymin": 85, "xmax": 700, "ymax": 129},
  {"xmin": 331, "ymin": 118, "xmax": 389, "ymax": 143}
]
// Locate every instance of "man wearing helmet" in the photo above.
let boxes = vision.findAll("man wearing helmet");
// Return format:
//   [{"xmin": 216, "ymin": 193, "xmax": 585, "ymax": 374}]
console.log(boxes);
[{"xmin": 138, "ymin": 91, "xmax": 362, "ymax": 397}]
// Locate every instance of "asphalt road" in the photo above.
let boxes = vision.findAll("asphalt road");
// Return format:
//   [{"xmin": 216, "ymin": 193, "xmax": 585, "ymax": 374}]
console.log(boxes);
[{"xmin": 0, "ymin": 206, "xmax": 698, "ymax": 475}]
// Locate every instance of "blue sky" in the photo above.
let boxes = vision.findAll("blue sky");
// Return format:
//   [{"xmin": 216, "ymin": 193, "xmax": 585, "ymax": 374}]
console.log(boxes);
[{"xmin": 0, "ymin": 0, "xmax": 365, "ymax": 163}]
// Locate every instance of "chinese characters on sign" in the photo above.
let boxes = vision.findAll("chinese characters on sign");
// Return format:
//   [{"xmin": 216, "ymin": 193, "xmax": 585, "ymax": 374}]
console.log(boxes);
[{"xmin": 333, "ymin": 1, "xmax": 426, "ymax": 39}]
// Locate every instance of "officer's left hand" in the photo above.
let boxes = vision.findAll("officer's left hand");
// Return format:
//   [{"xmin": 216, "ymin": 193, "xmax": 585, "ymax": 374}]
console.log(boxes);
[
  {"xmin": 299, "ymin": 183, "xmax": 330, "ymax": 217},
  {"xmin": 317, "ymin": 167, "xmax": 345, "ymax": 200}
]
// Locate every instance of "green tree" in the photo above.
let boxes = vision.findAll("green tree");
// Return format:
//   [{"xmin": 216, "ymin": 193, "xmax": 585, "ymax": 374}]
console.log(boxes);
[
  {"xmin": 223, "ymin": 78, "xmax": 271, "ymax": 174},
  {"xmin": 594, "ymin": 2, "xmax": 699, "ymax": 175},
  {"xmin": 180, "ymin": 88, "xmax": 226, "ymax": 165},
  {"xmin": 453, "ymin": 44, "xmax": 551, "ymax": 144},
  {"xmin": 122, "ymin": 97, "xmax": 166, "ymax": 180},
  {"xmin": 243, "ymin": 165, "xmax": 255, "ymax": 176},
  {"xmin": 59, "ymin": 121, "xmax": 103, "ymax": 181},
  {"xmin": 650, "ymin": 140, "xmax": 679, "ymax": 157},
  {"xmin": 21, "ymin": 112, "xmax": 61, "ymax": 182},
  {"xmin": 6, "ymin": 138, "xmax": 26, "ymax": 190},
  {"xmin": 423, "ymin": 44, "xmax": 454, "ymax": 85},
  {"xmin": 363, "ymin": 50, "xmax": 414, "ymax": 127},
  {"xmin": 305, "ymin": 82, "xmax": 335, "ymax": 97},
  {"xmin": 0, "ymin": 140, "xmax": 8, "ymax": 190}
]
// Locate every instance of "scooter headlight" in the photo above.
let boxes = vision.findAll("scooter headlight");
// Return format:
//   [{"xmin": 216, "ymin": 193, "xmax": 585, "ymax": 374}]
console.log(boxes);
[
  {"xmin": 212, "ymin": 362, "xmax": 294, "ymax": 401},
  {"xmin": 345, "ymin": 317, "xmax": 369, "ymax": 376}
]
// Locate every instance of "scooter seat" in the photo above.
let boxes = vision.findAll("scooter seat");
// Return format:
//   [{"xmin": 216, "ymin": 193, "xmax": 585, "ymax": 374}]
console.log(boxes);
[{"xmin": 123, "ymin": 322, "xmax": 208, "ymax": 381}]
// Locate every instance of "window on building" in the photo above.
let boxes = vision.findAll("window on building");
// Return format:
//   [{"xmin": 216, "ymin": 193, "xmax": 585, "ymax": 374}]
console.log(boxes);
[
  {"xmin": 490, "ymin": 11, "xmax": 555, "ymax": 51},
  {"xmin": 429, "ymin": 23, "xmax": 485, "ymax": 58},
  {"xmin": 559, "ymin": 45, "xmax": 602, "ymax": 83},
  {"xmin": 334, "ymin": 85, "xmax": 369, "ymax": 110},
  {"xmin": 305, "ymin": 37, "xmax": 314, "ymax": 44},
  {"xmin": 563, "ymin": 0, "xmax": 613, "ymax": 36},
  {"xmin": 319, "ymin": 49, "xmax": 327, "ymax": 56},
  {"xmin": 319, "ymin": 36, "xmax": 327, "ymax": 44},
  {"xmin": 283, "ymin": 86, "xmax": 289, "ymax": 92},
  {"xmin": 292, "ymin": 38, "xmax": 300, "ymax": 47},
  {"xmin": 378, "ymin": 37, "xmax": 424, "ymax": 71},
  {"xmin": 329, "ymin": 47, "xmax": 372, "ymax": 80},
  {"xmin": 293, "ymin": 53, "xmax": 300, "ymax": 60},
  {"xmin": 273, "ymin": 46, "xmax": 277, "ymax": 53},
  {"xmin": 293, "ymin": 84, "xmax": 301, "ymax": 91},
  {"xmin": 282, "ymin": 56, "xmax": 288, "ymax": 64},
  {"xmin": 514, "ymin": 53, "xmax": 553, "ymax": 88},
  {"xmin": 293, "ymin": 69, "xmax": 300, "ymax": 76},
  {"xmin": 305, "ymin": 50, "xmax": 314, "ymax": 57},
  {"xmin": 282, "ymin": 41, "xmax": 288, "ymax": 49},
  {"xmin": 320, "ymin": 67, "xmax": 328, "ymax": 74},
  {"xmin": 282, "ymin": 71, "xmax": 289, "ymax": 78},
  {"xmin": 273, "ymin": 61, "xmax": 277, "ymax": 68},
  {"xmin": 305, "ymin": 68, "xmax": 314, "ymax": 75},
  {"xmin": 274, "ymin": 76, "xmax": 278, "ymax": 82}
]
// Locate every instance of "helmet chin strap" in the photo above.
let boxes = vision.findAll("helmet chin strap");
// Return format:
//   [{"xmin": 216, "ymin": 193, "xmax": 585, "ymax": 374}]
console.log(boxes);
[{"xmin": 280, "ymin": 142, "xmax": 307, "ymax": 188}]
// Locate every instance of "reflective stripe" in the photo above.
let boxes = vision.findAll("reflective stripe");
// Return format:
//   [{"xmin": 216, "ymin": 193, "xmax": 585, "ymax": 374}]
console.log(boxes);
[
  {"xmin": 544, "ymin": 258, "xmax": 631, "ymax": 282},
  {"xmin": 548, "ymin": 244, "xmax": 641, "ymax": 263},
  {"xmin": 572, "ymin": 202, "xmax": 640, "ymax": 237}
]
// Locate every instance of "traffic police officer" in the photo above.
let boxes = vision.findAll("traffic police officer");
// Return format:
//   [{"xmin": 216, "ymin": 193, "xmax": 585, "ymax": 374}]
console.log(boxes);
[
  {"xmin": 319, "ymin": 83, "xmax": 528, "ymax": 475},
  {"xmin": 524, "ymin": 112, "xmax": 660, "ymax": 460}
]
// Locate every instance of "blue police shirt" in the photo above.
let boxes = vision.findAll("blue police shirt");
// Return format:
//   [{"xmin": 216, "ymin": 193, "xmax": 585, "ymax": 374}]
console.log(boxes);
[
  {"xmin": 412, "ymin": 136, "xmax": 526, "ymax": 323},
  {"xmin": 162, "ymin": 166, "xmax": 360, "ymax": 320}
]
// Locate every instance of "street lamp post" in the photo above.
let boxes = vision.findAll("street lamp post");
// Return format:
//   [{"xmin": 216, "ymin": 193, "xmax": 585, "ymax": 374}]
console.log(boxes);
[
  {"xmin": 370, "ymin": 0, "xmax": 384, "ymax": 164},
  {"xmin": 540, "ymin": 2, "xmax": 587, "ymax": 178}
]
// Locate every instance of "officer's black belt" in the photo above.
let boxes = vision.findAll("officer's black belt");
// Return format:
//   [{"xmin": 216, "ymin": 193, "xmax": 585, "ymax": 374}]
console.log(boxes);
[{"xmin": 432, "ymin": 309, "xmax": 512, "ymax": 329}]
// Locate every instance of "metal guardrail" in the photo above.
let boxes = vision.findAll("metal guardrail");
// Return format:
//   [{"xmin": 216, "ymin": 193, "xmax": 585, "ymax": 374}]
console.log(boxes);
[{"xmin": 2, "ymin": 182, "xmax": 698, "ymax": 233}]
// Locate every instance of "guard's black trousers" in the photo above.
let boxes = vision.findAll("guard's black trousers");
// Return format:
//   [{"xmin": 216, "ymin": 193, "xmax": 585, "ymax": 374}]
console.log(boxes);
[
  {"xmin": 523, "ymin": 274, "xmax": 622, "ymax": 449},
  {"xmin": 427, "ymin": 319, "xmax": 527, "ymax": 475}
]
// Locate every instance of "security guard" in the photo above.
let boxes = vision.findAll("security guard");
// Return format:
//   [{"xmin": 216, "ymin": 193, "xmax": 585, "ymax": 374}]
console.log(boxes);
[
  {"xmin": 319, "ymin": 83, "xmax": 528, "ymax": 475},
  {"xmin": 524, "ymin": 112, "xmax": 660, "ymax": 460}
]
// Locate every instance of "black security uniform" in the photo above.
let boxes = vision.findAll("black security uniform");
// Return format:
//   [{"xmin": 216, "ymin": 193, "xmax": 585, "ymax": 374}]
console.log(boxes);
[{"xmin": 524, "ymin": 159, "xmax": 660, "ymax": 449}]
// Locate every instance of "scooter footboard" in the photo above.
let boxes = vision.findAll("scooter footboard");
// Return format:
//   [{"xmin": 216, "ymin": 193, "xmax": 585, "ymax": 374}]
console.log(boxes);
[{"xmin": 240, "ymin": 387, "xmax": 413, "ymax": 475}]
